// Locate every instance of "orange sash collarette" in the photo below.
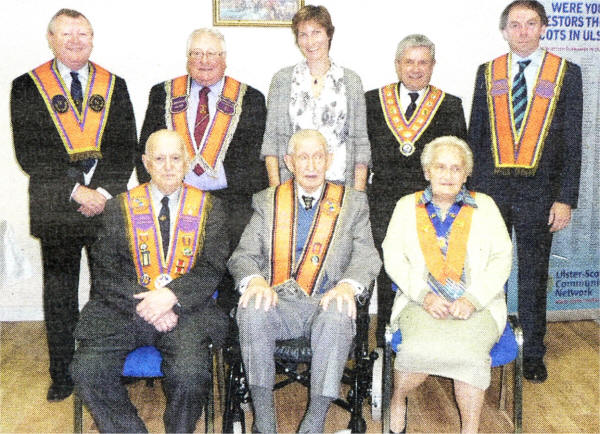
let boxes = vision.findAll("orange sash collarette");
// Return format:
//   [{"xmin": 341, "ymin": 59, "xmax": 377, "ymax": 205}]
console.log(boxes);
[
  {"xmin": 415, "ymin": 191, "xmax": 475, "ymax": 284},
  {"xmin": 486, "ymin": 51, "xmax": 566, "ymax": 175},
  {"xmin": 270, "ymin": 180, "xmax": 346, "ymax": 295},
  {"xmin": 122, "ymin": 183, "xmax": 211, "ymax": 290},
  {"xmin": 165, "ymin": 75, "xmax": 246, "ymax": 177},
  {"xmin": 379, "ymin": 84, "xmax": 445, "ymax": 156},
  {"xmin": 29, "ymin": 60, "xmax": 115, "ymax": 161}
]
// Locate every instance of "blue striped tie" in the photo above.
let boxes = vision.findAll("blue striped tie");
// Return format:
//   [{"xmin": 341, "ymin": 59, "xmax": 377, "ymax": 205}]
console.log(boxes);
[{"xmin": 512, "ymin": 60, "xmax": 531, "ymax": 132}]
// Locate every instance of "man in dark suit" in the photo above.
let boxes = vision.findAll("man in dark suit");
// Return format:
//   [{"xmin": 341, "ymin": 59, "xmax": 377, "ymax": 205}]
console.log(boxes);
[
  {"xmin": 228, "ymin": 129, "xmax": 381, "ymax": 433},
  {"xmin": 10, "ymin": 8, "xmax": 137, "ymax": 401},
  {"xmin": 365, "ymin": 34, "xmax": 467, "ymax": 345},
  {"xmin": 468, "ymin": 0, "xmax": 582, "ymax": 382},
  {"xmin": 138, "ymin": 28, "xmax": 267, "ymax": 312},
  {"xmin": 71, "ymin": 130, "xmax": 229, "ymax": 433}
]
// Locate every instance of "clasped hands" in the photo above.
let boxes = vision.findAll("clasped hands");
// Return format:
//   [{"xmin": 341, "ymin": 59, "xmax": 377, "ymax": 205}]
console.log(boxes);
[
  {"xmin": 134, "ymin": 287, "xmax": 179, "ymax": 333},
  {"xmin": 423, "ymin": 291, "xmax": 475, "ymax": 320},
  {"xmin": 239, "ymin": 277, "xmax": 356, "ymax": 319},
  {"xmin": 72, "ymin": 185, "xmax": 107, "ymax": 217}
]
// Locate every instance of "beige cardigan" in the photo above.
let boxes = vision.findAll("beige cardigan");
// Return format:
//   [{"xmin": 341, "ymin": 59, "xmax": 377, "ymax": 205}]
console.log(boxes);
[{"xmin": 382, "ymin": 191, "xmax": 512, "ymax": 336}]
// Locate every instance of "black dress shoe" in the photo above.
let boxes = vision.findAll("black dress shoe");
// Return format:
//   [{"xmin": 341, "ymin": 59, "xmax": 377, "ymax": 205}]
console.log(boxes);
[
  {"xmin": 524, "ymin": 359, "xmax": 547, "ymax": 383},
  {"xmin": 47, "ymin": 381, "xmax": 74, "ymax": 401}
]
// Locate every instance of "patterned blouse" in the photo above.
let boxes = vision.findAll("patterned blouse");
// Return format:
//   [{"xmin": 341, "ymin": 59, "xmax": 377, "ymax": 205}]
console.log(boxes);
[{"xmin": 288, "ymin": 60, "xmax": 348, "ymax": 182}]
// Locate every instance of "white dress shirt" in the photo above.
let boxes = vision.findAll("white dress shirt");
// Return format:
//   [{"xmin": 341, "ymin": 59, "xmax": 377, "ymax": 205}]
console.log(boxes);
[
  {"xmin": 510, "ymin": 48, "xmax": 544, "ymax": 102},
  {"xmin": 398, "ymin": 83, "xmax": 426, "ymax": 115}
]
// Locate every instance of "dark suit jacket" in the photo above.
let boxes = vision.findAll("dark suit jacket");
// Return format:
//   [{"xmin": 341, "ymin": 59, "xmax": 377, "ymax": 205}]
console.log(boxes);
[
  {"xmin": 75, "ymin": 190, "xmax": 229, "ymax": 346},
  {"xmin": 137, "ymin": 79, "xmax": 267, "ymax": 249},
  {"xmin": 468, "ymin": 56, "xmax": 583, "ymax": 208},
  {"xmin": 227, "ymin": 185, "xmax": 382, "ymax": 298},
  {"xmin": 11, "ymin": 62, "xmax": 137, "ymax": 240},
  {"xmin": 365, "ymin": 85, "xmax": 467, "ymax": 242}
]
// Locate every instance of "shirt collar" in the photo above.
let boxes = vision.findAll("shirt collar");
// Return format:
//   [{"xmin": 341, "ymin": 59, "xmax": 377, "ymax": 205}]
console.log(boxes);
[
  {"xmin": 149, "ymin": 182, "xmax": 181, "ymax": 208},
  {"xmin": 191, "ymin": 76, "xmax": 225, "ymax": 96},
  {"xmin": 419, "ymin": 185, "xmax": 477, "ymax": 208},
  {"xmin": 399, "ymin": 82, "xmax": 427, "ymax": 101},
  {"xmin": 296, "ymin": 182, "xmax": 325, "ymax": 205},
  {"xmin": 511, "ymin": 47, "xmax": 544, "ymax": 69},
  {"xmin": 55, "ymin": 59, "xmax": 89, "ymax": 82}
]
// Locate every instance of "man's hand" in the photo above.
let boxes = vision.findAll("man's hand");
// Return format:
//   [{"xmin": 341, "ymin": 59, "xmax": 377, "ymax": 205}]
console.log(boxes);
[
  {"xmin": 239, "ymin": 276, "xmax": 278, "ymax": 311},
  {"xmin": 423, "ymin": 292, "xmax": 451, "ymax": 319},
  {"xmin": 449, "ymin": 297, "xmax": 476, "ymax": 320},
  {"xmin": 72, "ymin": 185, "xmax": 107, "ymax": 216},
  {"xmin": 320, "ymin": 282, "xmax": 356, "ymax": 319},
  {"xmin": 134, "ymin": 287, "xmax": 178, "ymax": 324},
  {"xmin": 548, "ymin": 202, "xmax": 572, "ymax": 233},
  {"xmin": 152, "ymin": 309, "xmax": 179, "ymax": 333}
]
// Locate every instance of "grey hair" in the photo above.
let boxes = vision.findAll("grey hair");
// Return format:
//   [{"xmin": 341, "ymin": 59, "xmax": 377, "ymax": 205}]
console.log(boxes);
[
  {"xmin": 186, "ymin": 28, "xmax": 227, "ymax": 54},
  {"xmin": 395, "ymin": 34, "xmax": 435, "ymax": 62},
  {"xmin": 47, "ymin": 9, "xmax": 92, "ymax": 35},
  {"xmin": 287, "ymin": 129, "xmax": 328, "ymax": 155},
  {"xmin": 421, "ymin": 136, "xmax": 473, "ymax": 176}
]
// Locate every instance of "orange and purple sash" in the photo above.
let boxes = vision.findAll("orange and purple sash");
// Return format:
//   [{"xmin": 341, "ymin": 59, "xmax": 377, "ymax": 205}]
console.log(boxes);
[
  {"xmin": 29, "ymin": 60, "xmax": 115, "ymax": 161},
  {"xmin": 122, "ymin": 183, "xmax": 210, "ymax": 289}
]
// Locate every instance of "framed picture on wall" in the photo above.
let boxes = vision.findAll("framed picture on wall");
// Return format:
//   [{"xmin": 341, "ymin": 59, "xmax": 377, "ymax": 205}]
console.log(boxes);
[{"xmin": 214, "ymin": 0, "xmax": 305, "ymax": 27}]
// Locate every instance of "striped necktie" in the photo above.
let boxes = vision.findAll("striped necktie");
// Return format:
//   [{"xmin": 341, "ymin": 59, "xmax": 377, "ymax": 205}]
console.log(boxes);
[
  {"xmin": 512, "ymin": 59, "xmax": 531, "ymax": 132},
  {"xmin": 193, "ymin": 87, "xmax": 210, "ymax": 176}
]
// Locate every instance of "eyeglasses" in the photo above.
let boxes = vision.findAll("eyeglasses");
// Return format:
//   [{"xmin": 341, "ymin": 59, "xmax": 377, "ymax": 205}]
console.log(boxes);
[{"xmin": 188, "ymin": 50, "xmax": 224, "ymax": 61}]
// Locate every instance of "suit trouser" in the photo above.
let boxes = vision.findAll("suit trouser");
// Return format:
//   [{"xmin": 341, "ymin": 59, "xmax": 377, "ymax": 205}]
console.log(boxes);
[
  {"xmin": 40, "ymin": 236, "xmax": 94, "ymax": 384},
  {"xmin": 237, "ymin": 293, "xmax": 355, "ymax": 399},
  {"xmin": 495, "ymin": 198, "xmax": 553, "ymax": 360},
  {"xmin": 71, "ymin": 313, "xmax": 212, "ymax": 433}
]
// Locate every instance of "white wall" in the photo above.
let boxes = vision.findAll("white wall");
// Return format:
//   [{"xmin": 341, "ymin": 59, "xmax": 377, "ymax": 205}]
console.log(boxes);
[{"xmin": 0, "ymin": 0, "xmax": 510, "ymax": 320}]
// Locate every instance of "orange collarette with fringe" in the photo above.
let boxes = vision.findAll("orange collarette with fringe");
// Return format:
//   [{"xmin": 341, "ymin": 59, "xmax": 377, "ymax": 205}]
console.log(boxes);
[
  {"xmin": 165, "ymin": 75, "xmax": 246, "ymax": 176},
  {"xmin": 122, "ymin": 183, "xmax": 211, "ymax": 290},
  {"xmin": 378, "ymin": 84, "xmax": 445, "ymax": 156},
  {"xmin": 486, "ymin": 51, "xmax": 565, "ymax": 175},
  {"xmin": 415, "ymin": 191, "xmax": 475, "ymax": 285},
  {"xmin": 271, "ymin": 180, "xmax": 345, "ymax": 295}
]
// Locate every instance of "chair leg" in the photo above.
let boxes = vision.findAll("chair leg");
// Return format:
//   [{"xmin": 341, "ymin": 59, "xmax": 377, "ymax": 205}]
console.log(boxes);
[
  {"xmin": 509, "ymin": 315, "xmax": 523, "ymax": 434},
  {"xmin": 215, "ymin": 348, "xmax": 226, "ymax": 414},
  {"xmin": 73, "ymin": 387, "xmax": 83, "ymax": 433},
  {"xmin": 206, "ymin": 361, "xmax": 215, "ymax": 434}
]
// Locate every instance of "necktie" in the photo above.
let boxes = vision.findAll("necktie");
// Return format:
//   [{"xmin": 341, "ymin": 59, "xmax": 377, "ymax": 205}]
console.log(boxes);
[
  {"xmin": 193, "ymin": 87, "xmax": 210, "ymax": 176},
  {"xmin": 158, "ymin": 196, "xmax": 170, "ymax": 257},
  {"xmin": 302, "ymin": 195, "xmax": 314, "ymax": 210},
  {"xmin": 512, "ymin": 59, "xmax": 531, "ymax": 132},
  {"xmin": 70, "ymin": 71, "xmax": 83, "ymax": 113},
  {"xmin": 405, "ymin": 92, "xmax": 419, "ymax": 119}
]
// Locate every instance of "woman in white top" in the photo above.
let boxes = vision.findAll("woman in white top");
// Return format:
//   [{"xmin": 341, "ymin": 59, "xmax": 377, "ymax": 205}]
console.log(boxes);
[{"xmin": 261, "ymin": 4, "xmax": 370, "ymax": 190}]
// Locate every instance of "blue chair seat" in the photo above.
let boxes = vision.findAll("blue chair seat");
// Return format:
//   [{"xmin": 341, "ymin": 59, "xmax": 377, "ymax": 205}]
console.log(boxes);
[{"xmin": 122, "ymin": 346, "xmax": 164, "ymax": 377}]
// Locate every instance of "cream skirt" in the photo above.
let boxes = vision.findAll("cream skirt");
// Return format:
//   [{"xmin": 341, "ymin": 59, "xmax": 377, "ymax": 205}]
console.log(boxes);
[{"xmin": 393, "ymin": 302, "xmax": 499, "ymax": 390}]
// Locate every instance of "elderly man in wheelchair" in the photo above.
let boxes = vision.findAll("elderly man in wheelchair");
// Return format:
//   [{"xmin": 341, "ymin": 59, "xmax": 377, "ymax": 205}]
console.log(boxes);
[{"xmin": 227, "ymin": 129, "xmax": 381, "ymax": 433}]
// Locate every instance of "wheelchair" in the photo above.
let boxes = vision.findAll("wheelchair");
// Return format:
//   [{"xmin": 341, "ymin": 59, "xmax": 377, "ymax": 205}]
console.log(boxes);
[{"xmin": 221, "ymin": 288, "xmax": 382, "ymax": 433}]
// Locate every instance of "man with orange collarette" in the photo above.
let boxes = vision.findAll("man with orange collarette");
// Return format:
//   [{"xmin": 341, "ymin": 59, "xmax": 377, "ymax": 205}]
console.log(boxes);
[
  {"xmin": 138, "ymin": 28, "xmax": 267, "ymax": 312},
  {"xmin": 71, "ymin": 130, "xmax": 228, "ymax": 433},
  {"xmin": 10, "ymin": 8, "xmax": 137, "ymax": 401},
  {"xmin": 365, "ymin": 34, "xmax": 467, "ymax": 346},
  {"xmin": 468, "ymin": 0, "xmax": 583, "ymax": 383},
  {"xmin": 228, "ymin": 129, "xmax": 381, "ymax": 433}
]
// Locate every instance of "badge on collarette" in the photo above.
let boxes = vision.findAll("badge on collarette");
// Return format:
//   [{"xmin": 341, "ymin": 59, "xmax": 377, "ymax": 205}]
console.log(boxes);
[
  {"xmin": 216, "ymin": 96, "xmax": 235, "ymax": 115},
  {"xmin": 170, "ymin": 96, "xmax": 188, "ymax": 113},
  {"xmin": 51, "ymin": 95, "xmax": 69, "ymax": 113},
  {"xmin": 88, "ymin": 94, "xmax": 105, "ymax": 112}
]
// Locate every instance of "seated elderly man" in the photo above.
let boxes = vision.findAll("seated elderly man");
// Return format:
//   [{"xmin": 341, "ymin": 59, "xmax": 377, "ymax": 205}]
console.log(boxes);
[
  {"xmin": 71, "ymin": 130, "xmax": 229, "ymax": 433},
  {"xmin": 228, "ymin": 129, "xmax": 381, "ymax": 433}
]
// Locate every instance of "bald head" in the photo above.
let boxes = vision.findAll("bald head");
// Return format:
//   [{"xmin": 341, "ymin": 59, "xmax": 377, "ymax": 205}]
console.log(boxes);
[{"xmin": 142, "ymin": 130, "xmax": 189, "ymax": 195}]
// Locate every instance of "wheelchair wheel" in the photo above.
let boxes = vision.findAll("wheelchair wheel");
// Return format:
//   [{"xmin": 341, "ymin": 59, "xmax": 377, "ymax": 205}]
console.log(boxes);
[{"xmin": 371, "ymin": 347, "xmax": 383, "ymax": 421}]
